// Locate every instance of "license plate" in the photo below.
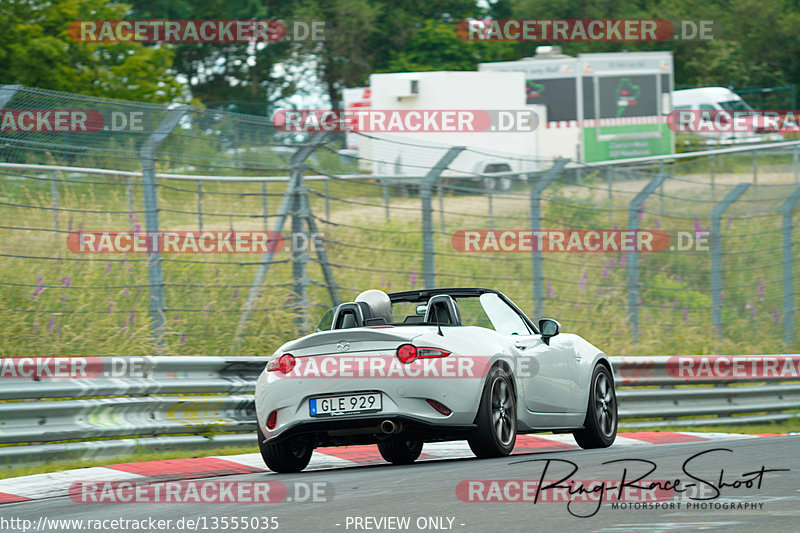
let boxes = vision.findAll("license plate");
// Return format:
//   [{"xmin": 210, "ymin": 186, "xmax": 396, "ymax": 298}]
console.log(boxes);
[{"xmin": 309, "ymin": 393, "xmax": 382, "ymax": 417}]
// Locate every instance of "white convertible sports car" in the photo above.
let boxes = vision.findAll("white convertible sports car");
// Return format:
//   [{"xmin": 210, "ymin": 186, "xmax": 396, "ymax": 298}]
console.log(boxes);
[{"xmin": 255, "ymin": 287, "xmax": 617, "ymax": 472}]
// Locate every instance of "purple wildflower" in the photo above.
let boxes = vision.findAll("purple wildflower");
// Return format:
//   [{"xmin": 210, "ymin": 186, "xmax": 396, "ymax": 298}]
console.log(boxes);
[
  {"xmin": 758, "ymin": 280, "xmax": 765, "ymax": 299},
  {"xmin": 47, "ymin": 316, "xmax": 55, "ymax": 332},
  {"xmin": 231, "ymin": 289, "xmax": 239, "ymax": 301},
  {"xmin": 693, "ymin": 218, "xmax": 702, "ymax": 233},
  {"xmin": 602, "ymin": 267, "xmax": 609, "ymax": 278},
  {"xmin": 61, "ymin": 277, "xmax": 71, "ymax": 287},
  {"xmin": 32, "ymin": 275, "xmax": 45, "ymax": 299},
  {"xmin": 180, "ymin": 334, "xmax": 186, "ymax": 345},
  {"xmin": 33, "ymin": 320, "xmax": 38, "ymax": 332},
  {"xmin": 773, "ymin": 306, "xmax": 780, "ymax": 323},
  {"xmin": 129, "ymin": 310, "xmax": 135, "ymax": 325},
  {"xmin": 108, "ymin": 297, "xmax": 114, "ymax": 312},
  {"xmin": 546, "ymin": 280, "xmax": 553, "ymax": 298},
  {"xmin": 726, "ymin": 216, "xmax": 733, "ymax": 230},
  {"xmin": 654, "ymin": 218, "xmax": 660, "ymax": 229},
  {"xmin": 409, "ymin": 270, "xmax": 418, "ymax": 289},
  {"xmin": 67, "ymin": 218, "xmax": 73, "ymax": 233},
  {"xmin": 105, "ymin": 263, "xmax": 112, "ymax": 274},
  {"xmin": 672, "ymin": 297, "xmax": 679, "ymax": 310},
  {"xmin": 579, "ymin": 272, "xmax": 587, "ymax": 294},
  {"xmin": 619, "ymin": 255, "xmax": 627, "ymax": 267},
  {"xmin": 122, "ymin": 288, "xmax": 130, "ymax": 296},
  {"xmin": 597, "ymin": 288, "xmax": 603, "ymax": 296}
]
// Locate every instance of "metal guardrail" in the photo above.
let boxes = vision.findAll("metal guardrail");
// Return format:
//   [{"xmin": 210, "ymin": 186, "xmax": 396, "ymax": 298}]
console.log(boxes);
[{"xmin": 0, "ymin": 355, "xmax": 798, "ymax": 465}]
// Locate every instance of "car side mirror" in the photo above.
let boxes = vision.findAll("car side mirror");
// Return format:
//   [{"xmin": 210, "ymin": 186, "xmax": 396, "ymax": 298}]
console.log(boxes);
[
  {"xmin": 538, "ymin": 318, "xmax": 561, "ymax": 345},
  {"xmin": 415, "ymin": 304, "xmax": 428, "ymax": 315}
]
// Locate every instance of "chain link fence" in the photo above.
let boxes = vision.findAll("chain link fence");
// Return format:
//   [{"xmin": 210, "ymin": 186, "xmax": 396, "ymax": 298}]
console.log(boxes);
[{"xmin": 3, "ymin": 85, "xmax": 800, "ymax": 357}]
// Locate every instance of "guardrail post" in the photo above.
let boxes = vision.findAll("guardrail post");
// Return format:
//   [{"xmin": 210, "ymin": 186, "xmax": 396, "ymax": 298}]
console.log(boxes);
[
  {"xmin": 782, "ymin": 187, "xmax": 800, "ymax": 345},
  {"xmin": 627, "ymin": 173, "xmax": 666, "ymax": 341},
  {"xmin": 234, "ymin": 132, "xmax": 328, "ymax": 345},
  {"xmin": 140, "ymin": 106, "xmax": 188, "ymax": 353},
  {"xmin": 711, "ymin": 183, "xmax": 750, "ymax": 337},
  {"xmin": 421, "ymin": 147, "xmax": 465, "ymax": 288},
  {"xmin": 530, "ymin": 158, "xmax": 568, "ymax": 318}
]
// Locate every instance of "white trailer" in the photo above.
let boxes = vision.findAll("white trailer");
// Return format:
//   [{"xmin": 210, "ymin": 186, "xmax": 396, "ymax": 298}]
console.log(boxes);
[{"xmin": 358, "ymin": 71, "xmax": 543, "ymax": 185}]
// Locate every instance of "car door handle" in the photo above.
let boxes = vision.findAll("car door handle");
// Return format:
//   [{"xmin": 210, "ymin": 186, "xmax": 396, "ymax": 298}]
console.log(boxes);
[{"xmin": 514, "ymin": 343, "xmax": 527, "ymax": 350}]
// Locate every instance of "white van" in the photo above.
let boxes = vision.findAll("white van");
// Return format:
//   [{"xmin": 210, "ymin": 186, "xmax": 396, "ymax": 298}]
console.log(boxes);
[{"xmin": 669, "ymin": 87, "xmax": 780, "ymax": 144}]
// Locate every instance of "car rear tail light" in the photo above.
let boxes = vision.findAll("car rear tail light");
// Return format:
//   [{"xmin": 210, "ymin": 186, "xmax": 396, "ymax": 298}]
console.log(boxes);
[
  {"xmin": 397, "ymin": 345, "xmax": 449, "ymax": 364},
  {"xmin": 267, "ymin": 353, "xmax": 296, "ymax": 374},
  {"xmin": 418, "ymin": 348, "xmax": 450, "ymax": 358},
  {"xmin": 266, "ymin": 410, "xmax": 278, "ymax": 430},
  {"xmin": 426, "ymin": 399, "xmax": 452, "ymax": 415},
  {"xmin": 396, "ymin": 344, "xmax": 418, "ymax": 364}
]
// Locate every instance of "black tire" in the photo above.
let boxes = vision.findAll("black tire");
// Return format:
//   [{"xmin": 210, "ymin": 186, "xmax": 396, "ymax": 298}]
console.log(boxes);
[
  {"xmin": 573, "ymin": 364, "xmax": 617, "ymax": 449},
  {"xmin": 257, "ymin": 426, "xmax": 313, "ymax": 473},
  {"xmin": 377, "ymin": 440, "xmax": 423, "ymax": 465},
  {"xmin": 468, "ymin": 366, "xmax": 517, "ymax": 458}
]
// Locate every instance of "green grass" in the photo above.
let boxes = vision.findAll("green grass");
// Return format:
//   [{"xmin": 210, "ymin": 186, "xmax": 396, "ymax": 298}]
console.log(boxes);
[
  {"xmin": 2, "ymin": 153, "xmax": 800, "ymax": 357},
  {"xmin": 0, "ymin": 444, "xmax": 258, "ymax": 480}
]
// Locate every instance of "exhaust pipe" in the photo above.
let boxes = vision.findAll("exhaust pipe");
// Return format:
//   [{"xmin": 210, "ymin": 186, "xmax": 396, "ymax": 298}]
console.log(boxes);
[{"xmin": 380, "ymin": 419, "xmax": 401, "ymax": 434}]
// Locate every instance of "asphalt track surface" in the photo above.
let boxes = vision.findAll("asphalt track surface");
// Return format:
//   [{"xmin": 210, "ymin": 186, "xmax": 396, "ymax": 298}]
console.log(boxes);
[{"xmin": 3, "ymin": 435, "xmax": 799, "ymax": 533}]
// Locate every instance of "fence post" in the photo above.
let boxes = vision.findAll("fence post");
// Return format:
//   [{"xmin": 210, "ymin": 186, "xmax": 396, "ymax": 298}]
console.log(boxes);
[
  {"xmin": 197, "ymin": 181, "xmax": 203, "ymax": 231},
  {"xmin": 421, "ymin": 147, "xmax": 465, "ymax": 288},
  {"xmin": 711, "ymin": 183, "xmax": 750, "ymax": 337},
  {"xmin": 0, "ymin": 85, "xmax": 21, "ymax": 109},
  {"xmin": 50, "ymin": 171, "xmax": 59, "ymax": 232},
  {"xmin": 606, "ymin": 166, "xmax": 613, "ymax": 223},
  {"xmin": 303, "ymin": 193, "xmax": 341, "ymax": 307},
  {"xmin": 530, "ymin": 158, "xmax": 568, "ymax": 318},
  {"xmin": 488, "ymin": 189, "xmax": 494, "ymax": 230},
  {"xmin": 627, "ymin": 173, "xmax": 666, "ymax": 341},
  {"xmin": 324, "ymin": 179, "xmax": 330, "ymax": 221},
  {"xmin": 292, "ymin": 181, "xmax": 311, "ymax": 331},
  {"xmin": 139, "ymin": 106, "xmax": 188, "ymax": 352},
  {"xmin": 382, "ymin": 179, "xmax": 390, "ymax": 221},
  {"xmin": 782, "ymin": 187, "xmax": 800, "ymax": 345},
  {"xmin": 794, "ymin": 145, "xmax": 798, "ymax": 183},
  {"xmin": 261, "ymin": 181, "xmax": 269, "ymax": 231},
  {"xmin": 233, "ymin": 132, "xmax": 328, "ymax": 345}
]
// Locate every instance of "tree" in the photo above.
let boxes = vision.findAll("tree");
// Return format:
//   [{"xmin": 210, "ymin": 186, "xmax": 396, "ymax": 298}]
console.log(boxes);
[
  {"xmin": 383, "ymin": 20, "xmax": 517, "ymax": 73},
  {"xmin": 0, "ymin": 0, "xmax": 180, "ymax": 103}
]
